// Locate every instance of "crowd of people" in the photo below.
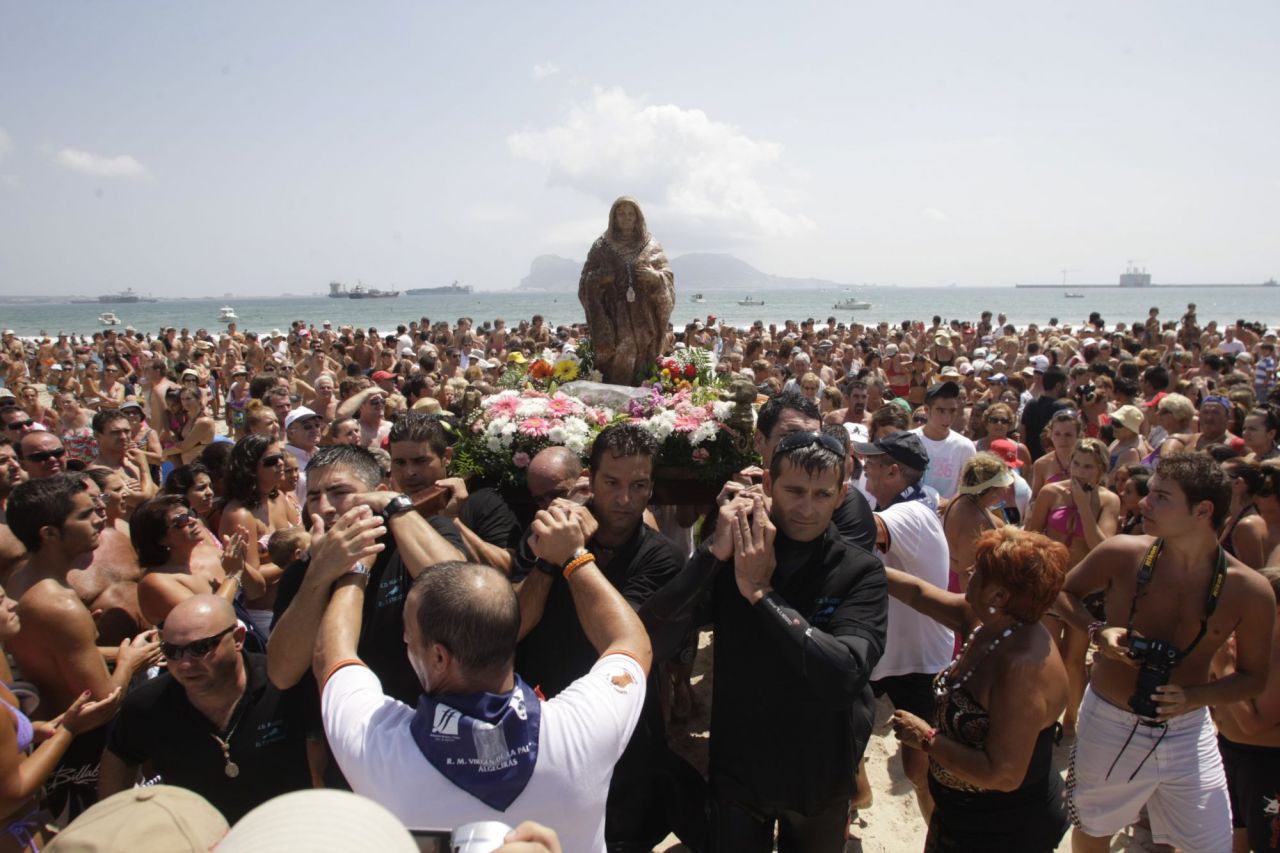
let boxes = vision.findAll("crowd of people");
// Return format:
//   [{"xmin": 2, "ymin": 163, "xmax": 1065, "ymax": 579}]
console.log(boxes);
[{"xmin": 0, "ymin": 302, "xmax": 1277, "ymax": 852}]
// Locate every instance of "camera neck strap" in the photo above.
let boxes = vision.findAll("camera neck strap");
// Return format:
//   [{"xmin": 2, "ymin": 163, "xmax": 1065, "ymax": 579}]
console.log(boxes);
[{"xmin": 1126, "ymin": 538, "xmax": 1228, "ymax": 662}]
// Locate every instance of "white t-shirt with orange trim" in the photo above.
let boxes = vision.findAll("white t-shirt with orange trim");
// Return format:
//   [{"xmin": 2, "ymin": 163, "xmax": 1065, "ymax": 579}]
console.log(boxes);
[{"xmin": 322, "ymin": 652, "xmax": 645, "ymax": 853}]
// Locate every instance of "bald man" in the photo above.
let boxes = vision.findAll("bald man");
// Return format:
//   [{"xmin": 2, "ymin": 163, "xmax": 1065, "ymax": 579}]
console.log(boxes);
[
  {"xmin": 525, "ymin": 446, "xmax": 589, "ymax": 515},
  {"xmin": 99, "ymin": 594, "xmax": 311, "ymax": 822}
]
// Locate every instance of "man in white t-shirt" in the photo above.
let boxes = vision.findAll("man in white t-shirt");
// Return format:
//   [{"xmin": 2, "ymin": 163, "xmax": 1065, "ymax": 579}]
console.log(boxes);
[
  {"xmin": 910, "ymin": 381, "xmax": 975, "ymax": 500},
  {"xmin": 854, "ymin": 430, "xmax": 954, "ymax": 823},
  {"xmin": 310, "ymin": 504, "xmax": 651, "ymax": 853}
]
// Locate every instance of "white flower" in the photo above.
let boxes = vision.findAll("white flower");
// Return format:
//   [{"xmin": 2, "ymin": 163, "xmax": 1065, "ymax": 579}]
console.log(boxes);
[
  {"xmin": 565, "ymin": 436, "xmax": 586, "ymax": 455},
  {"xmin": 548, "ymin": 426, "xmax": 567, "ymax": 443},
  {"xmin": 690, "ymin": 421, "xmax": 719, "ymax": 446},
  {"xmin": 711, "ymin": 401, "xmax": 733, "ymax": 421},
  {"xmin": 486, "ymin": 437, "xmax": 504, "ymax": 452},
  {"xmin": 516, "ymin": 400, "xmax": 548, "ymax": 418}
]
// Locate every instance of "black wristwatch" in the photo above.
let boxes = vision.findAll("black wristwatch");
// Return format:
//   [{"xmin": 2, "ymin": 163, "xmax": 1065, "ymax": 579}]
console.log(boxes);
[{"xmin": 380, "ymin": 494, "xmax": 415, "ymax": 523}]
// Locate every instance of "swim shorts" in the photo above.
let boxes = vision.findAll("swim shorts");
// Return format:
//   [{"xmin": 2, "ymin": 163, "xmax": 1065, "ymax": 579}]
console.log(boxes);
[
  {"xmin": 1219, "ymin": 735, "xmax": 1280, "ymax": 853},
  {"xmin": 1066, "ymin": 686, "xmax": 1231, "ymax": 853}
]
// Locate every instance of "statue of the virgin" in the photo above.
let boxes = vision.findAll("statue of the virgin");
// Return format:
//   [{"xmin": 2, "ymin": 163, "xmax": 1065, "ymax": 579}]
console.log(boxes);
[{"xmin": 578, "ymin": 197, "xmax": 675, "ymax": 386}]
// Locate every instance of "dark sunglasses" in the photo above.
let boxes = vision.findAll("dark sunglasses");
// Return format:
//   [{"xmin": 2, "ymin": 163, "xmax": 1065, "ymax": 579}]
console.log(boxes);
[
  {"xmin": 26, "ymin": 447, "xmax": 66, "ymax": 463},
  {"xmin": 986, "ymin": 417, "xmax": 1012, "ymax": 425},
  {"xmin": 161, "ymin": 624, "xmax": 236, "ymax": 661},
  {"xmin": 168, "ymin": 511, "xmax": 196, "ymax": 529},
  {"xmin": 5, "ymin": 420, "xmax": 33, "ymax": 431},
  {"xmin": 776, "ymin": 430, "xmax": 846, "ymax": 457},
  {"xmin": 912, "ymin": 415, "xmax": 929, "ymax": 424},
  {"xmin": 260, "ymin": 453, "xmax": 285, "ymax": 468}
]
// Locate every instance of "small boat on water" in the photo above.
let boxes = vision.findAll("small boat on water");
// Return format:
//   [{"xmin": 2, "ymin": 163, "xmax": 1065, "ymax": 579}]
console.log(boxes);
[
  {"xmin": 737, "ymin": 296, "xmax": 764, "ymax": 307},
  {"xmin": 834, "ymin": 298, "xmax": 871, "ymax": 310},
  {"xmin": 690, "ymin": 293, "xmax": 706, "ymax": 304},
  {"xmin": 1063, "ymin": 292, "xmax": 1085, "ymax": 298},
  {"xmin": 218, "ymin": 306, "xmax": 239, "ymax": 321},
  {"xmin": 98, "ymin": 312, "xmax": 121, "ymax": 326}
]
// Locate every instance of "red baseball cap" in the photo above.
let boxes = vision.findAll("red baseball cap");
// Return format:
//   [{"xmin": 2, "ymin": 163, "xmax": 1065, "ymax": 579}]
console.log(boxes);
[
  {"xmin": 371, "ymin": 370, "xmax": 395, "ymax": 381},
  {"xmin": 989, "ymin": 438, "xmax": 1023, "ymax": 468},
  {"xmin": 1142, "ymin": 391, "xmax": 1167, "ymax": 408}
]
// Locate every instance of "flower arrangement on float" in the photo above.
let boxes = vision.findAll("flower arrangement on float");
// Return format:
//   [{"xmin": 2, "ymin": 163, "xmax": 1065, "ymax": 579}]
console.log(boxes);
[
  {"xmin": 449, "ymin": 389, "xmax": 614, "ymax": 489},
  {"xmin": 497, "ymin": 340, "xmax": 599, "ymax": 392},
  {"xmin": 626, "ymin": 383, "xmax": 757, "ymax": 481},
  {"xmin": 646, "ymin": 346, "xmax": 716, "ymax": 393}
]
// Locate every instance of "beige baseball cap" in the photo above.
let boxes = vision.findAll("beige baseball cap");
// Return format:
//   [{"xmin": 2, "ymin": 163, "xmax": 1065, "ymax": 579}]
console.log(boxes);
[{"xmin": 47, "ymin": 786, "xmax": 228, "ymax": 852}]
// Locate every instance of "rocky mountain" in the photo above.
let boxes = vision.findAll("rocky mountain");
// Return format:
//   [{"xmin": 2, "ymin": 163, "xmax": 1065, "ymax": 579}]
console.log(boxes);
[{"xmin": 517, "ymin": 252, "xmax": 847, "ymax": 291}]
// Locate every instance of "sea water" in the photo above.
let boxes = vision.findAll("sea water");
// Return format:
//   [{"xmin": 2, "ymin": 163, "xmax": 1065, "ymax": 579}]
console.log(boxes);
[{"xmin": 1, "ymin": 286, "xmax": 1276, "ymax": 338}]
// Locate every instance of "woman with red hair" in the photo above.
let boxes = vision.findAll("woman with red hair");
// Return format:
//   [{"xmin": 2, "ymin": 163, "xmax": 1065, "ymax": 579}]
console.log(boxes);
[{"xmin": 888, "ymin": 527, "xmax": 1070, "ymax": 852}]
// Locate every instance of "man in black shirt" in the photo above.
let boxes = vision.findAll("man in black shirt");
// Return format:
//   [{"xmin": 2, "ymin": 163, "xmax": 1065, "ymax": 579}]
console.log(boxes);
[
  {"xmin": 1021, "ymin": 366, "xmax": 1068, "ymax": 460},
  {"xmin": 268, "ymin": 445, "xmax": 465, "ymax": 705},
  {"xmin": 98, "ymin": 595, "xmax": 311, "ymax": 822},
  {"xmin": 648, "ymin": 430, "xmax": 888, "ymax": 852},
  {"xmin": 514, "ymin": 424, "xmax": 689, "ymax": 852},
  {"xmin": 721, "ymin": 391, "xmax": 877, "ymax": 554},
  {"xmin": 387, "ymin": 412, "xmax": 520, "ymax": 572}
]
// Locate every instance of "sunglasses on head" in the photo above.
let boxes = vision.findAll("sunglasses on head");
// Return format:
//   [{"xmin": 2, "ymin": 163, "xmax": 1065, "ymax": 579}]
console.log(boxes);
[
  {"xmin": 776, "ymin": 430, "xmax": 846, "ymax": 457},
  {"xmin": 27, "ymin": 447, "xmax": 66, "ymax": 463},
  {"xmin": 161, "ymin": 624, "xmax": 236, "ymax": 661},
  {"xmin": 168, "ymin": 511, "xmax": 196, "ymax": 529},
  {"xmin": 260, "ymin": 453, "xmax": 285, "ymax": 467}
]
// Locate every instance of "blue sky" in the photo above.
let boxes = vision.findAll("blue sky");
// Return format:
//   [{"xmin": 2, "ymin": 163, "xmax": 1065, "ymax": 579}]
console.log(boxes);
[{"xmin": 1, "ymin": 1, "xmax": 1277, "ymax": 296}]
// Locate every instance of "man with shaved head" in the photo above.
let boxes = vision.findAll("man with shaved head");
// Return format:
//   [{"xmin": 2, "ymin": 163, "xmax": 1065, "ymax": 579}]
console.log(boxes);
[
  {"xmin": 98, "ymin": 594, "xmax": 311, "ymax": 821},
  {"xmin": 313, "ymin": 499, "xmax": 654, "ymax": 852},
  {"xmin": 525, "ymin": 445, "xmax": 589, "ymax": 514}
]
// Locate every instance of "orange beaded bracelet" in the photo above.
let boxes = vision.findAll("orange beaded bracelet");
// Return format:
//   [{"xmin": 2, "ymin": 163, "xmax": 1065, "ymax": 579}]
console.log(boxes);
[{"xmin": 562, "ymin": 551, "xmax": 596, "ymax": 579}]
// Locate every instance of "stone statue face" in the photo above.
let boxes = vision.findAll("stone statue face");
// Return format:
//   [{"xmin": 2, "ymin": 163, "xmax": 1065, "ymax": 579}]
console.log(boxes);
[{"xmin": 614, "ymin": 202, "xmax": 638, "ymax": 236}]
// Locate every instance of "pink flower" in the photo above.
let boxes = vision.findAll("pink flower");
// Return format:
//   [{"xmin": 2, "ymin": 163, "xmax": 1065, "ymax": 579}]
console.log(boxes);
[
  {"xmin": 513, "ymin": 452, "xmax": 531, "ymax": 468},
  {"xmin": 673, "ymin": 415, "xmax": 704, "ymax": 433},
  {"xmin": 546, "ymin": 396, "xmax": 580, "ymax": 417},
  {"xmin": 487, "ymin": 396, "xmax": 520, "ymax": 418},
  {"xmin": 692, "ymin": 447, "xmax": 711, "ymax": 463},
  {"xmin": 518, "ymin": 417, "xmax": 552, "ymax": 438}
]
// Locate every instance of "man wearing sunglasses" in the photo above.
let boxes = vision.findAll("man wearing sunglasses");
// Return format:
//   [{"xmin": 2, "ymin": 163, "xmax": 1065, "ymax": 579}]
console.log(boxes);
[
  {"xmin": 647, "ymin": 431, "xmax": 887, "ymax": 852},
  {"xmin": 17, "ymin": 430, "xmax": 69, "ymax": 480},
  {"xmin": 5, "ymin": 473, "xmax": 161, "ymax": 818},
  {"xmin": 0, "ymin": 436, "xmax": 26, "ymax": 522},
  {"xmin": 99, "ymin": 594, "xmax": 311, "ymax": 821},
  {"xmin": 1, "ymin": 404, "xmax": 42, "ymax": 438}
]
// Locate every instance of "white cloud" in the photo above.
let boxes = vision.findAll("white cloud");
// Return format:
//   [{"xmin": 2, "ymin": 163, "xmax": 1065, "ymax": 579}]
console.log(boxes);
[
  {"xmin": 54, "ymin": 147, "xmax": 149, "ymax": 179},
  {"xmin": 0, "ymin": 127, "xmax": 13, "ymax": 162},
  {"xmin": 531, "ymin": 62, "xmax": 560, "ymax": 80},
  {"xmin": 507, "ymin": 87, "xmax": 811, "ymax": 246},
  {"xmin": 922, "ymin": 207, "xmax": 951, "ymax": 222}
]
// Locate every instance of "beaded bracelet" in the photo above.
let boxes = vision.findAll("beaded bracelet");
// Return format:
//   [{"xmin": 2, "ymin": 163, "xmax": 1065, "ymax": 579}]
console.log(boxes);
[
  {"xmin": 1087, "ymin": 620, "xmax": 1106, "ymax": 645},
  {"xmin": 562, "ymin": 551, "xmax": 596, "ymax": 579}
]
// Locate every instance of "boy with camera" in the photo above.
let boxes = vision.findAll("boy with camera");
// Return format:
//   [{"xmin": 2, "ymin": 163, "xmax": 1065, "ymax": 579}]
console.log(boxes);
[{"xmin": 1055, "ymin": 452, "xmax": 1275, "ymax": 853}]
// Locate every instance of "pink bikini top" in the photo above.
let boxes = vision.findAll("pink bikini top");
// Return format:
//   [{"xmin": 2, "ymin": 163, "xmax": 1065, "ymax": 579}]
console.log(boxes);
[{"xmin": 1046, "ymin": 504, "xmax": 1084, "ymax": 547}]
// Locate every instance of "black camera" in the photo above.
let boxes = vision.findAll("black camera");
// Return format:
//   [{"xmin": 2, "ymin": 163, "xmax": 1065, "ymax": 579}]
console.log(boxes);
[{"xmin": 1128, "ymin": 636, "xmax": 1180, "ymax": 718}]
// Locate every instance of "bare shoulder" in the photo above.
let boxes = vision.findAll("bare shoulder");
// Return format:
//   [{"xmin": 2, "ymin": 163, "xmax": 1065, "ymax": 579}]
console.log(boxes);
[
  {"xmin": 17, "ymin": 580, "xmax": 92, "ymax": 629},
  {"xmin": 1225, "ymin": 558, "xmax": 1276, "ymax": 605}
]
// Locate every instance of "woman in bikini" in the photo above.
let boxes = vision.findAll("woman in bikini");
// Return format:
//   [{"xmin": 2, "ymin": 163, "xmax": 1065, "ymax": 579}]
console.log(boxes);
[
  {"xmin": 1219, "ymin": 459, "xmax": 1269, "ymax": 569},
  {"xmin": 163, "ymin": 387, "xmax": 215, "ymax": 466},
  {"xmin": 132, "ymin": 495, "xmax": 263, "ymax": 626},
  {"xmin": 1029, "ymin": 408, "xmax": 1083, "ymax": 498},
  {"xmin": 1026, "ymin": 437, "xmax": 1119, "ymax": 734},
  {"xmin": 943, "ymin": 453, "xmax": 1012, "ymax": 592},
  {"xmin": 218, "ymin": 434, "xmax": 300, "ymax": 639}
]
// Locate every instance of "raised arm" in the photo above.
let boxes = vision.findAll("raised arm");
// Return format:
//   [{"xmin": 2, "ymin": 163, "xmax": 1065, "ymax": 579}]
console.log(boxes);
[
  {"xmin": 734, "ymin": 497, "xmax": 887, "ymax": 706},
  {"xmin": 528, "ymin": 505, "xmax": 652, "ymax": 675},
  {"xmin": 268, "ymin": 508, "xmax": 385, "ymax": 689},
  {"xmin": 884, "ymin": 566, "xmax": 975, "ymax": 635}
]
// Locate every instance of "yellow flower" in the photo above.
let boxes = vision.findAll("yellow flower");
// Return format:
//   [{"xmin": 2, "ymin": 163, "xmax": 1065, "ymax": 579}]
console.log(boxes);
[{"xmin": 553, "ymin": 360, "xmax": 579, "ymax": 381}]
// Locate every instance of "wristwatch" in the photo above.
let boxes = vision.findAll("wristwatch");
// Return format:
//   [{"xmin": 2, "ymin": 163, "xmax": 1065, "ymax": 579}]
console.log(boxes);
[{"xmin": 380, "ymin": 494, "xmax": 415, "ymax": 523}]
